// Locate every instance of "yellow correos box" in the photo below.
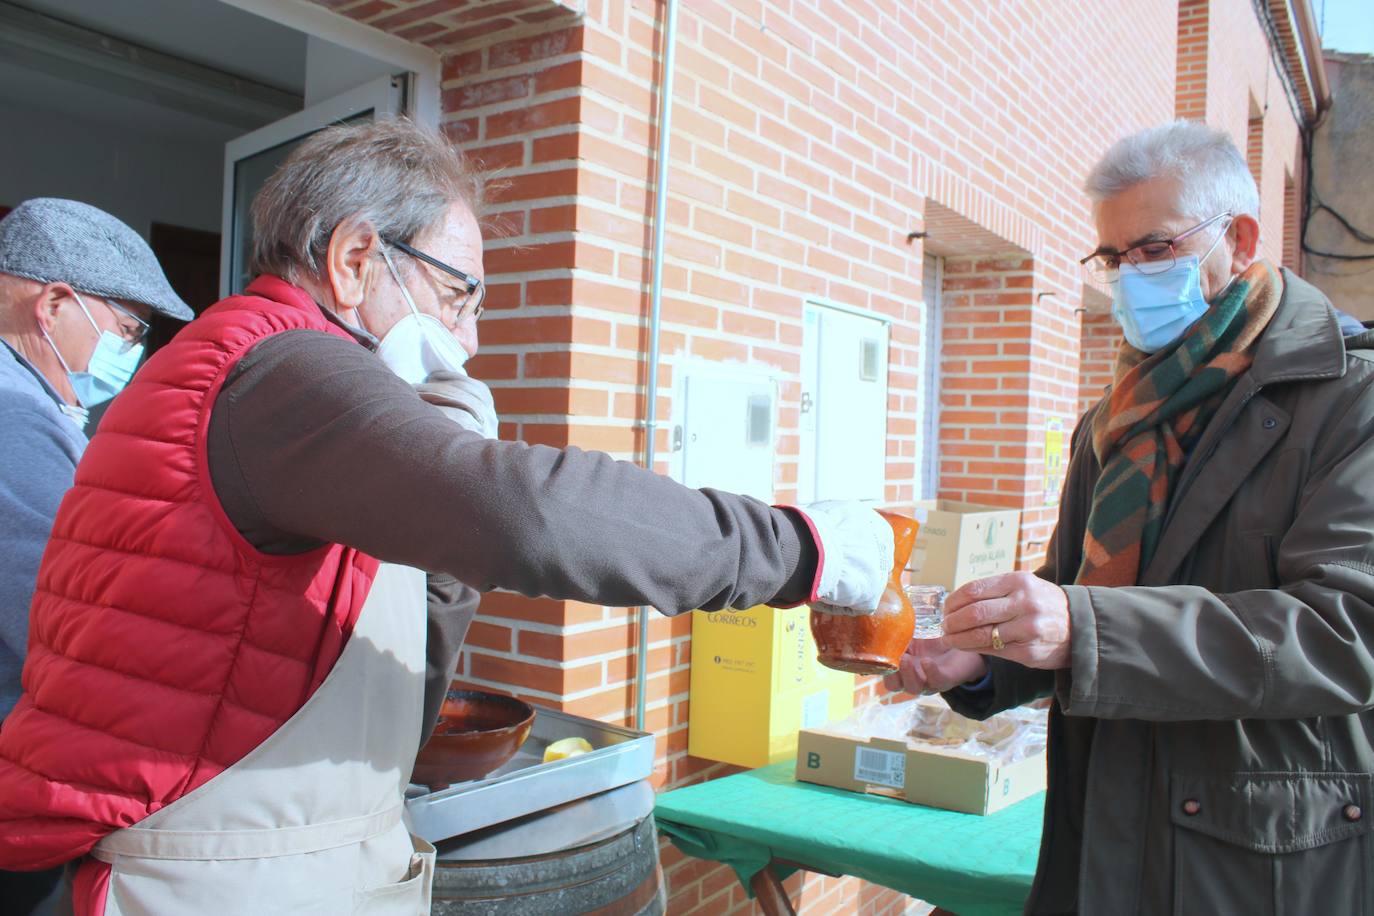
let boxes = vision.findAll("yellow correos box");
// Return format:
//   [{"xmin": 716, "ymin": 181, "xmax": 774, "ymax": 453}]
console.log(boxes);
[
  {"xmin": 908, "ymin": 500, "xmax": 1022, "ymax": 591},
  {"xmin": 688, "ymin": 606, "xmax": 854, "ymax": 768}
]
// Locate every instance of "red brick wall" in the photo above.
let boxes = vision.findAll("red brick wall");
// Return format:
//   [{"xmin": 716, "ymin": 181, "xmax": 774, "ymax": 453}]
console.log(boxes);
[
  {"xmin": 1078, "ymin": 312, "xmax": 1119, "ymax": 415},
  {"xmin": 1178, "ymin": 0, "xmax": 1303, "ymax": 264},
  {"xmin": 937, "ymin": 255, "xmax": 1040, "ymax": 506},
  {"xmin": 662, "ymin": 843, "xmax": 917, "ymax": 915},
  {"xmin": 1247, "ymin": 111, "xmax": 1265, "ymax": 188},
  {"xmin": 308, "ymin": 0, "xmax": 1317, "ymax": 911},
  {"xmin": 313, "ymin": 0, "xmax": 583, "ymax": 45},
  {"xmin": 1177, "ymin": 0, "xmax": 1210, "ymax": 120},
  {"xmin": 1282, "ymin": 169, "xmax": 1301, "ymax": 272}
]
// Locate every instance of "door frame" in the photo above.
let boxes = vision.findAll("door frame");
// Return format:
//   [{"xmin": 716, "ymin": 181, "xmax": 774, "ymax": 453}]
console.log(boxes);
[
  {"xmin": 219, "ymin": 74, "xmax": 404, "ymax": 296},
  {"xmin": 217, "ymin": 0, "xmax": 441, "ymax": 126},
  {"xmin": 920, "ymin": 255, "xmax": 944, "ymax": 502}
]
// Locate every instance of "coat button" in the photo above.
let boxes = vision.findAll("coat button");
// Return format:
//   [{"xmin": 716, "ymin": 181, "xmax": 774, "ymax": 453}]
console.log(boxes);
[
  {"xmin": 1263, "ymin": 417, "xmax": 1278, "ymax": 429},
  {"xmin": 1182, "ymin": 799, "xmax": 1201, "ymax": 816},
  {"xmin": 1344, "ymin": 804, "xmax": 1362, "ymax": 822}
]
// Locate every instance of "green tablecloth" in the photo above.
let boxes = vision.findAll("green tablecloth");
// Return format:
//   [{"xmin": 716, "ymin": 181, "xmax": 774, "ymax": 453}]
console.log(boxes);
[{"xmin": 654, "ymin": 761, "xmax": 1043, "ymax": 916}]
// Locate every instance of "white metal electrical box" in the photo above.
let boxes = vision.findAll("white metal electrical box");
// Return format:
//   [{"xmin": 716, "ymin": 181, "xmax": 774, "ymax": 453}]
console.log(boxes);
[{"xmin": 674, "ymin": 367, "xmax": 777, "ymax": 502}]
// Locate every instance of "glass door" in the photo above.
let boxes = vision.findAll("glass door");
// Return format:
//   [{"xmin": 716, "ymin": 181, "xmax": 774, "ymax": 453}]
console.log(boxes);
[{"xmin": 219, "ymin": 74, "xmax": 404, "ymax": 296}]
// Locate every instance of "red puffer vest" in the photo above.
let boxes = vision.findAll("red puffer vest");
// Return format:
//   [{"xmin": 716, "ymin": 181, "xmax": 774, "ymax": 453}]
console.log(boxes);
[{"xmin": 0, "ymin": 276, "xmax": 379, "ymax": 870}]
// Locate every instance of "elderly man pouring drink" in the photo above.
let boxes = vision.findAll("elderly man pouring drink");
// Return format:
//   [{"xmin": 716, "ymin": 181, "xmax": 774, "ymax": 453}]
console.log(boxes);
[{"xmin": 0, "ymin": 118, "xmax": 897, "ymax": 914}]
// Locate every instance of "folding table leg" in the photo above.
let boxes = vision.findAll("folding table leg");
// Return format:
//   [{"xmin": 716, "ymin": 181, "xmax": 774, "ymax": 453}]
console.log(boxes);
[{"xmin": 749, "ymin": 862, "xmax": 797, "ymax": 916}]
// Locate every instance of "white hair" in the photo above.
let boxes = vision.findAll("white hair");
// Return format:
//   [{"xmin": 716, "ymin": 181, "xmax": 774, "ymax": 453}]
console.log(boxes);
[
  {"xmin": 249, "ymin": 118, "xmax": 485, "ymax": 283},
  {"xmin": 1084, "ymin": 120, "xmax": 1260, "ymax": 220}
]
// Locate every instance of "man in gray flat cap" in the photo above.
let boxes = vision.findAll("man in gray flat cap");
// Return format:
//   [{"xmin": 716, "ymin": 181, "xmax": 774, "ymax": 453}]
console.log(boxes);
[{"xmin": 0, "ymin": 198, "xmax": 190, "ymax": 914}]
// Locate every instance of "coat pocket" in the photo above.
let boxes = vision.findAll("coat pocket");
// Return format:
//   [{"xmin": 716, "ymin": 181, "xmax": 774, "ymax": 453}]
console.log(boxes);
[{"xmin": 1170, "ymin": 772, "xmax": 1373, "ymax": 916}]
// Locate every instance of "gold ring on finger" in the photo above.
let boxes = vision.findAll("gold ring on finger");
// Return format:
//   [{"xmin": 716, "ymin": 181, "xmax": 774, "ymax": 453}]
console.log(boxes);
[{"xmin": 990, "ymin": 625, "xmax": 1005, "ymax": 652}]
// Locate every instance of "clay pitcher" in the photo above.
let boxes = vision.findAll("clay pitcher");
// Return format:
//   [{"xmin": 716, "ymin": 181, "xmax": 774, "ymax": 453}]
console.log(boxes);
[{"xmin": 810, "ymin": 510, "xmax": 918, "ymax": 675}]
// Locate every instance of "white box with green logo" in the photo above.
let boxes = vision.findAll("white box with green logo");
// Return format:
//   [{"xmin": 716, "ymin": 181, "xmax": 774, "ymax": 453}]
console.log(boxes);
[{"xmin": 908, "ymin": 500, "xmax": 1022, "ymax": 590}]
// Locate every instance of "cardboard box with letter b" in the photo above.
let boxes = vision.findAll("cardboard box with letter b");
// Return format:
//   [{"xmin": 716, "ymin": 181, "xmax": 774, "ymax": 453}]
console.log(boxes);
[
  {"xmin": 908, "ymin": 500, "xmax": 1021, "ymax": 590},
  {"xmin": 794, "ymin": 701, "xmax": 1047, "ymax": 815}
]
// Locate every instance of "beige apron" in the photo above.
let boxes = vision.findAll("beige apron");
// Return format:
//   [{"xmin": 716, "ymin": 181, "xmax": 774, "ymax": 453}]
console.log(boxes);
[{"xmin": 90, "ymin": 563, "xmax": 434, "ymax": 915}]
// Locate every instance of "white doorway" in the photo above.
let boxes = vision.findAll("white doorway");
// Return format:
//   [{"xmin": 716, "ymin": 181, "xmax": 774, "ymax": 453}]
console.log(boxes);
[
  {"xmin": 222, "ymin": 74, "xmax": 405, "ymax": 295},
  {"xmin": 798, "ymin": 302, "xmax": 891, "ymax": 504},
  {"xmin": 919, "ymin": 254, "xmax": 944, "ymax": 501},
  {"xmin": 0, "ymin": 0, "xmax": 438, "ymax": 311}
]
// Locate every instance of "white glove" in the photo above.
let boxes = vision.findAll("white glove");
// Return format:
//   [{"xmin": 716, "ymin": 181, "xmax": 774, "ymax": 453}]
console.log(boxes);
[
  {"xmin": 416, "ymin": 370, "xmax": 500, "ymax": 440},
  {"xmin": 794, "ymin": 501, "xmax": 894, "ymax": 616}
]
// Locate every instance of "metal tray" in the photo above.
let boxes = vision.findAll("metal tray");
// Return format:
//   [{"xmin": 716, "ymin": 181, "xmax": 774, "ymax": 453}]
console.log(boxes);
[{"xmin": 404, "ymin": 705, "xmax": 655, "ymax": 844}]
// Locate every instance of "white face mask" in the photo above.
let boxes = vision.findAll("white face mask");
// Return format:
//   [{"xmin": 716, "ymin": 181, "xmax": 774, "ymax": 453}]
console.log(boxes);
[{"xmin": 362, "ymin": 247, "xmax": 471, "ymax": 385}]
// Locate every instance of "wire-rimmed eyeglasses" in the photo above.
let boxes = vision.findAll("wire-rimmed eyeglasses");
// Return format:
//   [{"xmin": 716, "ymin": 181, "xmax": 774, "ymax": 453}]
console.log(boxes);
[{"xmin": 1079, "ymin": 212, "xmax": 1233, "ymax": 281}]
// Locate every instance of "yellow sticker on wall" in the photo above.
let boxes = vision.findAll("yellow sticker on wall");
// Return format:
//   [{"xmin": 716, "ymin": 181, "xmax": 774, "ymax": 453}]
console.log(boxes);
[{"xmin": 1044, "ymin": 418, "xmax": 1066, "ymax": 506}]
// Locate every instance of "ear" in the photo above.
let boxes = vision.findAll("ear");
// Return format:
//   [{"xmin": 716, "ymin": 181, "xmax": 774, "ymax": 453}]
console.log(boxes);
[
  {"xmin": 324, "ymin": 218, "xmax": 382, "ymax": 311},
  {"xmin": 1227, "ymin": 214, "xmax": 1260, "ymax": 273},
  {"xmin": 32, "ymin": 282, "xmax": 76, "ymax": 334}
]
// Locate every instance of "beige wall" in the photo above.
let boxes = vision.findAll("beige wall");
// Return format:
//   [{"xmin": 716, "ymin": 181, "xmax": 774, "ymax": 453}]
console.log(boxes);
[{"xmin": 1307, "ymin": 53, "xmax": 1374, "ymax": 321}]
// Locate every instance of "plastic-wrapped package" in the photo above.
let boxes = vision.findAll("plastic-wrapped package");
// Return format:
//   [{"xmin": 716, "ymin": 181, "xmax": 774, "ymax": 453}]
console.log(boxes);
[{"xmin": 829, "ymin": 698, "xmax": 1047, "ymax": 764}]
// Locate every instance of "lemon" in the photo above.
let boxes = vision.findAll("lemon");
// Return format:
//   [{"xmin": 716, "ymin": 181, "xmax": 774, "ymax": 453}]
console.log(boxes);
[{"xmin": 543, "ymin": 736, "xmax": 594, "ymax": 763}]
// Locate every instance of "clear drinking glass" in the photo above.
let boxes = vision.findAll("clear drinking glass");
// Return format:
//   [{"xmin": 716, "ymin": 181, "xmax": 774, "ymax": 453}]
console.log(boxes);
[{"xmin": 904, "ymin": 585, "xmax": 947, "ymax": 639}]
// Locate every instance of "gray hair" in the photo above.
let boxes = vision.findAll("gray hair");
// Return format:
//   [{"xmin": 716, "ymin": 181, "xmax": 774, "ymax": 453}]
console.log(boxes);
[
  {"xmin": 249, "ymin": 117, "xmax": 484, "ymax": 282},
  {"xmin": 1084, "ymin": 120, "xmax": 1260, "ymax": 221}
]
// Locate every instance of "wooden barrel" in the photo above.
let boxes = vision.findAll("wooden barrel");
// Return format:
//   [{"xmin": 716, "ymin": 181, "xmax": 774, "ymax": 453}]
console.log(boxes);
[{"xmin": 431, "ymin": 815, "xmax": 666, "ymax": 915}]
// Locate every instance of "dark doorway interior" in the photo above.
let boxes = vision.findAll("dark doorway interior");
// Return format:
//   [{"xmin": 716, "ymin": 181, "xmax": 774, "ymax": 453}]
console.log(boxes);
[{"xmin": 149, "ymin": 222, "xmax": 221, "ymax": 316}]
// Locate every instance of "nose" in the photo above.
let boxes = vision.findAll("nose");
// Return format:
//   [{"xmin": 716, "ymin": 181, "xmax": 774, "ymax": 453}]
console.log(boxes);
[{"xmin": 454, "ymin": 315, "xmax": 479, "ymax": 358}]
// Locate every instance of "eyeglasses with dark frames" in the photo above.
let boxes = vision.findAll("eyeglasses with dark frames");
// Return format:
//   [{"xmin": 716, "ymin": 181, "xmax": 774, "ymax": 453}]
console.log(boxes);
[
  {"xmin": 386, "ymin": 238, "xmax": 486, "ymax": 321},
  {"xmin": 1079, "ymin": 211, "xmax": 1233, "ymax": 281}
]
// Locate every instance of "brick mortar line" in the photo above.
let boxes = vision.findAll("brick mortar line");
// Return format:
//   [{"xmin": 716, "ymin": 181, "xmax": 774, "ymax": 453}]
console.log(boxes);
[{"xmin": 568, "ymin": 116, "xmax": 925, "ymax": 237}]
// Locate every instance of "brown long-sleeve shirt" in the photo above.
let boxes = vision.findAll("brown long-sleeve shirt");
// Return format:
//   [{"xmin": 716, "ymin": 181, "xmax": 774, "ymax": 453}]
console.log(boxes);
[{"xmin": 205, "ymin": 324, "xmax": 816, "ymax": 734}]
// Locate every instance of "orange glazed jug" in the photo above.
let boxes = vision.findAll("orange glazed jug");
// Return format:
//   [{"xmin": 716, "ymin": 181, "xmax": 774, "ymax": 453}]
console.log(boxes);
[{"xmin": 810, "ymin": 511, "xmax": 918, "ymax": 675}]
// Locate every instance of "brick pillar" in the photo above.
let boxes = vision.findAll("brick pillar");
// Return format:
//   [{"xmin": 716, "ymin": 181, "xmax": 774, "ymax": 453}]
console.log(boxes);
[
  {"xmin": 1247, "ymin": 113, "xmax": 1264, "ymax": 191},
  {"xmin": 1078, "ymin": 313, "xmax": 1118, "ymax": 414},
  {"xmin": 1176, "ymin": 0, "xmax": 1210, "ymax": 119},
  {"xmin": 1283, "ymin": 170, "xmax": 1301, "ymax": 273},
  {"xmin": 932, "ymin": 250, "xmax": 1085, "ymax": 571},
  {"xmin": 420, "ymin": 22, "xmax": 607, "ymax": 720}
]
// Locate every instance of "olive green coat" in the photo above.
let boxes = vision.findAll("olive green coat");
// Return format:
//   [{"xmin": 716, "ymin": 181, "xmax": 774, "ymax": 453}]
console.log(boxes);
[{"xmin": 948, "ymin": 271, "xmax": 1374, "ymax": 915}]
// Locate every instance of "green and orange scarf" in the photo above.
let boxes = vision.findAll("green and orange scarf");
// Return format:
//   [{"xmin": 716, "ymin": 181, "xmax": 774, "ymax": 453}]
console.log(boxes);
[{"xmin": 1077, "ymin": 260, "xmax": 1283, "ymax": 586}]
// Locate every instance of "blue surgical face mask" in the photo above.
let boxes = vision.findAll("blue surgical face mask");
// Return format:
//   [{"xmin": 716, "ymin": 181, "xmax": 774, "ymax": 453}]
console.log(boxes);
[
  {"xmin": 41, "ymin": 293, "xmax": 144, "ymax": 417},
  {"xmin": 1110, "ymin": 228, "xmax": 1230, "ymax": 353}
]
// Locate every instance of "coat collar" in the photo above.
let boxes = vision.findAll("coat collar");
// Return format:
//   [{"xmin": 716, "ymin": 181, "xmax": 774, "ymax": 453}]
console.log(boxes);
[
  {"xmin": 1, "ymin": 336, "xmax": 66, "ymax": 410},
  {"xmin": 1140, "ymin": 268, "xmax": 1349, "ymax": 585},
  {"xmin": 1247, "ymin": 268, "xmax": 1348, "ymax": 387},
  {"xmin": 243, "ymin": 275, "xmax": 376, "ymax": 350}
]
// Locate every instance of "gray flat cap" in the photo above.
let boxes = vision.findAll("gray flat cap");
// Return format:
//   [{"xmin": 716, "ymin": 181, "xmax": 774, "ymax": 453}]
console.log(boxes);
[{"xmin": 0, "ymin": 198, "xmax": 194, "ymax": 321}]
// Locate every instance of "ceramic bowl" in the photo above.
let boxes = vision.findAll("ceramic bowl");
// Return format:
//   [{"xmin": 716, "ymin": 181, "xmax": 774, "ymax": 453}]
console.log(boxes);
[{"xmin": 411, "ymin": 689, "xmax": 536, "ymax": 788}]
